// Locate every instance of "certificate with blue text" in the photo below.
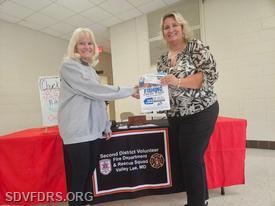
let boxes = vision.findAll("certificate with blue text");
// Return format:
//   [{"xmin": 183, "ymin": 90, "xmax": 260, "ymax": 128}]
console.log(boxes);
[{"xmin": 139, "ymin": 74, "xmax": 170, "ymax": 113}]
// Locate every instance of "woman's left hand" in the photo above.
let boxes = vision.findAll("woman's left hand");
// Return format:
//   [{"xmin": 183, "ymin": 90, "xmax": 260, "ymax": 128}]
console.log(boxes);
[
  {"xmin": 103, "ymin": 131, "xmax": 112, "ymax": 140},
  {"xmin": 160, "ymin": 74, "xmax": 178, "ymax": 87}
]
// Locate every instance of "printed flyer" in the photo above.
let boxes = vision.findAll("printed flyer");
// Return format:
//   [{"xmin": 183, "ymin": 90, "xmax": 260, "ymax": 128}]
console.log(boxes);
[{"xmin": 139, "ymin": 73, "xmax": 170, "ymax": 113}]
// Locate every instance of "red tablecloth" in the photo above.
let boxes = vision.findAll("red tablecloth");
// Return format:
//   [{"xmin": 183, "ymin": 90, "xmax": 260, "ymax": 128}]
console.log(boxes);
[
  {"xmin": 0, "ymin": 127, "xmax": 66, "ymax": 205},
  {"xmin": 0, "ymin": 116, "xmax": 247, "ymax": 205},
  {"xmin": 205, "ymin": 116, "xmax": 247, "ymax": 189}
]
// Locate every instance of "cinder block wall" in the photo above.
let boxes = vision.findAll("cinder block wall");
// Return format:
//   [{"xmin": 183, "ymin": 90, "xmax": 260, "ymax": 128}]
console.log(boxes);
[{"xmin": 204, "ymin": 0, "xmax": 275, "ymax": 141}]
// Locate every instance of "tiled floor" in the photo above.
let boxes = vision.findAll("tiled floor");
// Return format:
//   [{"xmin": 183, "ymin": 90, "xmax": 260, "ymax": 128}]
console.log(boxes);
[{"xmin": 38, "ymin": 148, "xmax": 275, "ymax": 206}]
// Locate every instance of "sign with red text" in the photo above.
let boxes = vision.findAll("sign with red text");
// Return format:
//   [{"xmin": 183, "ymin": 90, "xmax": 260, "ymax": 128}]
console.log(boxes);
[{"xmin": 38, "ymin": 76, "xmax": 60, "ymax": 127}]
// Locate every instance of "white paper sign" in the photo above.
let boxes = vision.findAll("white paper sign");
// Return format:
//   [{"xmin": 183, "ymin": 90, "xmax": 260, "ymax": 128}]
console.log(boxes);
[
  {"xmin": 38, "ymin": 76, "xmax": 60, "ymax": 127},
  {"xmin": 139, "ymin": 74, "xmax": 170, "ymax": 113}
]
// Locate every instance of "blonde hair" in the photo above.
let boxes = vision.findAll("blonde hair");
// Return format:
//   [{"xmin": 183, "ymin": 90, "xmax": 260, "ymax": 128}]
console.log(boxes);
[
  {"xmin": 160, "ymin": 11, "xmax": 194, "ymax": 42},
  {"xmin": 66, "ymin": 27, "xmax": 99, "ymax": 66}
]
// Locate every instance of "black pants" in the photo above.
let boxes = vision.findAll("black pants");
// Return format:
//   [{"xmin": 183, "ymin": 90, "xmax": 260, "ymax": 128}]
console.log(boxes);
[
  {"xmin": 168, "ymin": 101, "xmax": 219, "ymax": 206},
  {"xmin": 63, "ymin": 139, "xmax": 103, "ymax": 206}
]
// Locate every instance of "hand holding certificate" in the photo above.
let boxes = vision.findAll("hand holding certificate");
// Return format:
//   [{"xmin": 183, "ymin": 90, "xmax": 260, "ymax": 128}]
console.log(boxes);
[{"xmin": 139, "ymin": 73, "xmax": 170, "ymax": 113}]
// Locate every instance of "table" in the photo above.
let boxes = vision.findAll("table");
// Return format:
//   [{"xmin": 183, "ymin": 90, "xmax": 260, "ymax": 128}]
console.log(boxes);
[
  {"xmin": 0, "ymin": 127, "xmax": 67, "ymax": 205},
  {"xmin": 205, "ymin": 117, "xmax": 247, "ymax": 189},
  {"xmin": 0, "ymin": 117, "xmax": 247, "ymax": 205}
]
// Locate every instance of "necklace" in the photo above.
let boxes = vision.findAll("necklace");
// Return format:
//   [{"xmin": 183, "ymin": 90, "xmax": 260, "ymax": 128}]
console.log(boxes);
[
  {"xmin": 168, "ymin": 51, "xmax": 181, "ymax": 67},
  {"xmin": 168, "ymin": 52, "xmax": 178, "ymax": 59},
  {"xmin": 168, "ymin": 43, "xmax": 187, "ymax": 66}
]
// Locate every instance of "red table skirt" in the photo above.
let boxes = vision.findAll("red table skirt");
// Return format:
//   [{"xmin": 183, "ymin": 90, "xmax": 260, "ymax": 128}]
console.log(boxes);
[
  {"xmin": 0, "ymin": 129, "xmax": 67, "ymax": 205},
  {"xmin": 205, "ymin": 117, "xmax": 247, "ymax": 189},
  {"xmin": 0, "ymin": 116, "xmax": 247, "ymax": 205}
]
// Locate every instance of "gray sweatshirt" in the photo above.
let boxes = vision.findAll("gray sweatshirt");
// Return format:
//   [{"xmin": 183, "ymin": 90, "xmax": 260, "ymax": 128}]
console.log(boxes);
[{"xmin": 58, "ymin": 58, "xmax": 134, "ymax": 145}]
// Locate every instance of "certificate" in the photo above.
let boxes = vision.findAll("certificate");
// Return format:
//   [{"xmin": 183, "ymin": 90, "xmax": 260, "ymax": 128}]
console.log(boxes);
[{"xmin": 139, "ymin": 74, "xmax": 170, "ymax": 113}]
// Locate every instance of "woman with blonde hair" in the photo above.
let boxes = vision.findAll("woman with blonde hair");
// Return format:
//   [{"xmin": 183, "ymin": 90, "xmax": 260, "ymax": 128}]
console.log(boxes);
[
  {"xmin": 58, "ymin": 27, "xmax": 139, "ymax": 206},
  {"xmin": 158, "ymin": 12, "xmax": 219, "ymax": 206}
]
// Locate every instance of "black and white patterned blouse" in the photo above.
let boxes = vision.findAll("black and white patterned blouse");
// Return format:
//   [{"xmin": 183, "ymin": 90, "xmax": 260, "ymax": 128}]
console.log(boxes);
[{"xmin": 157, "ymin": 38, "xmax": 218, "ymax": 117}]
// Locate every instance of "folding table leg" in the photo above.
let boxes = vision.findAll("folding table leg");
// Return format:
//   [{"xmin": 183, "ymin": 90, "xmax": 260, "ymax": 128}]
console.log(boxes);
[{"xmin": 221, "ymin": 187, "xmax": 225, "ymax": 195}]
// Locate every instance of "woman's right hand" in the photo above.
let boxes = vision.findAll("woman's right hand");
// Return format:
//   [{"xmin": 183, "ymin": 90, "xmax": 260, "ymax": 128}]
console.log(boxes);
[{"xmin": 160, "ymin": 74, "xmax": 178, "ymax": 87}]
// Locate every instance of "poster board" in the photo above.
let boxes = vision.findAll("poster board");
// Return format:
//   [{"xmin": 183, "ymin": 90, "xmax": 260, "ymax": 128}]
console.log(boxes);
[{"xmin": 38, "ymin": 76, "xmax": 60, "ymax": 127}]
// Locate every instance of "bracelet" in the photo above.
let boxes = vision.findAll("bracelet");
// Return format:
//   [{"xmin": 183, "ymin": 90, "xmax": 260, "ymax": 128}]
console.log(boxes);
[{"xmin": 177, "ymin": 78, "xmax": 181, "ymax": 88}]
